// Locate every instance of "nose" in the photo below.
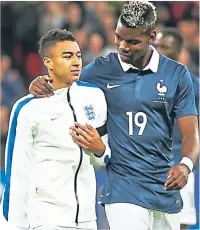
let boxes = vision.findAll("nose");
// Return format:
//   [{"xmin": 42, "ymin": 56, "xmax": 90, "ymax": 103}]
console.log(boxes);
[
  {"xmin": 72, "ymin": 56, "xmax": 82, "ymax": 67},
  {"xmin": 119, "ymin": 40, "xmax": 130, "ymax": 52}
]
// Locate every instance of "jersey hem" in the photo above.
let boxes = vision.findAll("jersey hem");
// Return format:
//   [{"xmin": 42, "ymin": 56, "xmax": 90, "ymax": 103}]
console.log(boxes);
[{"xmin": 102, "ymin": 200, "xmax": 182, "ymax": 214}]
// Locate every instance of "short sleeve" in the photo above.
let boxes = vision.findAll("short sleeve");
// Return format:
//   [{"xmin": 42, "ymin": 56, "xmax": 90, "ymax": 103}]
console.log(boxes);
[{"xmin": 173, "ymin": 67, "xmax": 198, "ymax": 118}]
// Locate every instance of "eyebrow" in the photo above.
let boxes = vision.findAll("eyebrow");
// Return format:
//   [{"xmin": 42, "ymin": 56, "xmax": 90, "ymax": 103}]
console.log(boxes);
[
  {"xmin": 115, "ymin": 32, "xmax": 141, "ymax": 43},
  {"xmin": 61, "ymin": 51, "xmax": 81, "ymax": 55}
]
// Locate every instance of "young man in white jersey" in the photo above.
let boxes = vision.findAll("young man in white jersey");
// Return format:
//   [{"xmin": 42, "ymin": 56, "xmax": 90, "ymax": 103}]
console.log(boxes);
[{"xmin": 2, "ymin": 29, "xmax": 111, "ymax": 230}]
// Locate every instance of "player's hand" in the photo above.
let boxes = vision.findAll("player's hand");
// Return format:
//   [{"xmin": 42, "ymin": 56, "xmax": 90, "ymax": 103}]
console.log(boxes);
[
  {"xmin": 29, "ymin": 75, "xmax": 54, "ymax": 98},
  {"xmin": 164, "ymin": 164, "xmax": 190, "ymax": 191},
  {"xmin": 70, "ymin": 122, "xmax": 105, "ymax": 156}
]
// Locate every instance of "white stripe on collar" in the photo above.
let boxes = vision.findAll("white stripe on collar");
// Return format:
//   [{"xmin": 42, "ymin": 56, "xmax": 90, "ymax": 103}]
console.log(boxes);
[{"xmin": 118, "ymin": 45, "xmax": 159, "ymax": 73}]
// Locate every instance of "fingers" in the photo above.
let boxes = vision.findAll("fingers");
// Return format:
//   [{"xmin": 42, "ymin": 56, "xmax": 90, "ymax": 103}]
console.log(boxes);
[
  {"xmin": 70, "ymin": 130, "xmax": 90, "ymax": 150},
  {"xmin": 165, "ymin": 174, "xmax": 178, "ymax": 190},
  {"xmin": 85, "ymin": 123, "xmax": 95, "ymax": 131},
  {"xmin": 70, "ymin": 126, "xmax": 92, "ymax": 142},
  {"xmin": 165, "ymin": 166, "xmax": 188, "ymax": 191},
  {"xmin": 37, "ymin": 76, "xmax": 54, "ymax": 95},
  {"xmin": 74, "ymin": 122, "xmax": 94, "ymax": 136},
  {"xmin": 32, "ymin": 86, "xmax": 49, "ymax": 98},
  {"xmin": 43, "ymin": 76, "xmax": 53, "ymax": 82},
  {"xmin": 164, "ymin": 171, "xmax": 175, "ymax": 190},
  {"xmin": 72, "ymin": 137, "xmax": 89, "ymax": 150},
  {"xmin": 165, "ymin": 175, "xmax": 186, "ymax": 191}
]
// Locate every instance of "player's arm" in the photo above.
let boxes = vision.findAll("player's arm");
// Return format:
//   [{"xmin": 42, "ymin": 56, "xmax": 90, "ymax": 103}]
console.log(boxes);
[
  {"xmin": 3, "ymin": 101, "xmax": 34, "ymax": 229},
  {"xmin": 165, "ymin": 68, "xmax": 199, "ymax": 191},
  {"xmin": 70, "ymin": 90, "xmax": 111, "ymax": 167},
  {"xmin": 178, "ymin": 116, "xmax": 199, "ymax": 165}
]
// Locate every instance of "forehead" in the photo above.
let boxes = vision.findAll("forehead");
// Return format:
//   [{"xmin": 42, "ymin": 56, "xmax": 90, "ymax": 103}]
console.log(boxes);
[
  {"xmin": 115, "ymin": 20, "xmax": 147, "ymax": 40},
  {"xmin": 50, "ymin": 41, "xmax": 80, "ymax": 55}
]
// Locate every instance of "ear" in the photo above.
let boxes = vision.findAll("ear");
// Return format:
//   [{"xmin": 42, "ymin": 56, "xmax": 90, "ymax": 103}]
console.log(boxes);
[
  {"xmin": 43, "ymin": 57, "xmax": 53, "ymax": 70},
  {"xmin": 149, "ymin": 30, "xmax": 157, "ymax": 42}
]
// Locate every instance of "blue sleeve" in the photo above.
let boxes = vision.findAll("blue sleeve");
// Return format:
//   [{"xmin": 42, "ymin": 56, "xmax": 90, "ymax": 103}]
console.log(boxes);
[
  {"xmin": 174, "ymin": 67, "xmax": 198, "ymax": 118},
  {"xmin": 191, "ymin": 73, "xmax": 199, "ymax": 114}
]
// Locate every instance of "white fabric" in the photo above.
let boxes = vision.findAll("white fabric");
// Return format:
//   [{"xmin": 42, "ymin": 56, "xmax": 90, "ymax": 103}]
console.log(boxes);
[
  {"xmin": 180, "ymin": 172, "xmax": 196, "ymax": 225},
  {"xmin": 105, "ymin": 203, "xmax": 180, "ymax": 230},
  {"xmin": 118, "ymin": 45, "xmax": 160, "ymax": 73},
  {"xmin": 0, "ymin": 212, "xmax": 18, "ymax": 230},
  {"xmin": 5, "ymin": 82, "xmax": 110, "ymax": 229},
  {"xmin": 30, "ymin": 220, "xmax": 97, "ymax": 230}
]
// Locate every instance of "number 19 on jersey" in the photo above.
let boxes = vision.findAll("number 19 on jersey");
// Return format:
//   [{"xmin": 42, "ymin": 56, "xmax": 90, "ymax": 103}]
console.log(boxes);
[{"xmin": 126, "ymin": 112, "xmax": 147, "ymax": 136}]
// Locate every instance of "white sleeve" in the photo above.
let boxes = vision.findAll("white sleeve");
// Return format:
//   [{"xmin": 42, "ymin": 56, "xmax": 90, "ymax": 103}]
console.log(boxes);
[
  {"xmin": 3, "ymin": 101, "xmax": 34, "ymax": 230},
  {"xmin": 0, "ymin": 212, "xmax": 19, "ymax": 230},
  {"xmin": 89, "ymin": 90, "xmax": 111, "ymax": 168}
]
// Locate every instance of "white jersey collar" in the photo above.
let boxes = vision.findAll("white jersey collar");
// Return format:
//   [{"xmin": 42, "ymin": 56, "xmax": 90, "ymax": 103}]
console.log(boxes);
[{"xmin": 118, "ymin": 45, "xmax": 159, "ymax": 73}]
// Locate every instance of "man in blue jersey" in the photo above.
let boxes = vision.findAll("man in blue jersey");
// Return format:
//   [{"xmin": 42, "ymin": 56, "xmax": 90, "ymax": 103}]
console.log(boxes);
[
  {"xmin": 29, "ymin": 1, "xmax": 199, "ymax": 230},
  {"xmin": 155, "ymin": 27, "xmax": 199, "ymax": 230}
]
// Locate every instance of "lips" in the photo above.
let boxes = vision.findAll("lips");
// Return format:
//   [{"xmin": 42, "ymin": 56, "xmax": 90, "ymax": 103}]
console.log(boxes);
[
  {"xmin": 119, "ymin": 52, "xmax": 131, "ymax": 58},
  {"xmin": 71, "ymin": 69, "xmax": 81, "ymax": 73},
  {"xmin": 119, "ymin": 52, "xmax": 131, "ymax": 63}
]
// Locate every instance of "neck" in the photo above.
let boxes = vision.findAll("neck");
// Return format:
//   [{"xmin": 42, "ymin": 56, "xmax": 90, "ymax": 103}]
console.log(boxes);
[
  {"xmin": 131, "ymin": 47, "xmax": 152, "ymax": 69},
  {"xmin": 49, "ymin": 72, "xmax": 72, "ymax": 90}
]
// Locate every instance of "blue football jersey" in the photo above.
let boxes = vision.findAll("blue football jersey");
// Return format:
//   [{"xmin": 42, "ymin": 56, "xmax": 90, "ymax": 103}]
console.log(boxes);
[{"xmin": 80, "ymin": 53, "xmax": 198, "ymax": 213}]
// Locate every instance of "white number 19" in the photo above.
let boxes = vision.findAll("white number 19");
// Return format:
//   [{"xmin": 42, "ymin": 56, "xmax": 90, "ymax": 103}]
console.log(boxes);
[{"xmin": 126, "ymin": 112, "xmax": 147, "ymax": 136}]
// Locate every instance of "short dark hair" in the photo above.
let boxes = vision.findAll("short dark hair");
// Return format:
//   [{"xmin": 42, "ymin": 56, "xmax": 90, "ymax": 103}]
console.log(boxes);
[
  {"xmin": 39, "ymin": 29, "xmax": 76, "ymax": 58},
  {"xmin": 160, "ymin": 28, "xmax": 184, "ymax": 50},
  {"xmin": 120, "ymin": 1, "xmax": 157, "ymax": 34}
]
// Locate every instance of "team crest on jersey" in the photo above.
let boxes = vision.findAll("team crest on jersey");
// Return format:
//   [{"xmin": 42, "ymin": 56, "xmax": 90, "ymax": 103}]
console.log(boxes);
[
  {"xmin": 153, "ymin": 79, "xmax": 168, "ymax": 103},
  {"xmin": 84, "ymin": 104, "xmax": 96, "ymax": 120}
]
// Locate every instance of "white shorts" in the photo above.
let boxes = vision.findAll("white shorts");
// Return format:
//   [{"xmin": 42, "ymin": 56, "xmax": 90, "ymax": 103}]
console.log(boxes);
[
  {"xmin": 31, "ymin": 221, "xmax": 97, "ymax": 230},
  {"xmin": 105, "ymin": 203, "xmax": 180, "ymax": 230},
  {"xmin": 180, "ymin": 172, "xmax": 196, "ymax": 225}
]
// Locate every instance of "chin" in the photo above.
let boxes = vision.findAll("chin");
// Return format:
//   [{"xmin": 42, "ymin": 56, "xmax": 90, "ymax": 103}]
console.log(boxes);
[
  {"xmin": 72, "ymin": 76, "xmax": 80, "ymax": 82},
  {"xmin": 123, "ymin": 59, "xmax": 131, "ymax": 64}
]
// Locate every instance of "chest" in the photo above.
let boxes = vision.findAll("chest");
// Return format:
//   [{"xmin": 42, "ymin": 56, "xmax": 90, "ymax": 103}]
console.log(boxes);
[
  {"xmin": 34, "ymin": 96, "xmax": 98, "ymax": 143},
  {"xmin": 101, "ymin": 72, "xmax": 178, "ymax": 113}
]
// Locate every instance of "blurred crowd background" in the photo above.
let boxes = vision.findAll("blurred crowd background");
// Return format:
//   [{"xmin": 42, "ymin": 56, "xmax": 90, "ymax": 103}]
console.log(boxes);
[{"xmin": 0, "ymin": 1, "xmax": 199, "ymax": 229}]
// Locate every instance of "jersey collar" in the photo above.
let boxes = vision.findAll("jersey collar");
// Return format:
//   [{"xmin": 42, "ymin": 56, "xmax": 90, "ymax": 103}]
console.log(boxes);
[{"xmin": 118, "ymin": 45, "xmax": 159, "ymax": 73}]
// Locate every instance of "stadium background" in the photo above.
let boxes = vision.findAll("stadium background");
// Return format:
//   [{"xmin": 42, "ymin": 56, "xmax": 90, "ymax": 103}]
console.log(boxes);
[{"xmin": 0, "ymin": 1, "xmax": 199, "ymax": 229}]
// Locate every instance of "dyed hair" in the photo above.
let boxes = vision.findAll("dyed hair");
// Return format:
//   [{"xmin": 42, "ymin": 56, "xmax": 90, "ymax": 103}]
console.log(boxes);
[{"xmin": 120, "ymin": 1, "xmax": 157, "ymax": 34}]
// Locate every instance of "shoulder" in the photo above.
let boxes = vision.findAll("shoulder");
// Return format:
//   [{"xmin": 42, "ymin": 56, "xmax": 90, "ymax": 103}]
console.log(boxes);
[
  {"xmin": 11, "ymin": 94, "xmax": 37, "ymax": 119},
  {"xmin": 93, "ymin": 53, "xmax": 118, "ymax": 65},
  {"xmin": 85, "ymin": 53, "xmax": 118, "ymax": 68},
  {"xmin": 76, "ymin": 81, "xmax": 106, "ymax": 102},
  {"xmin": 189, "ymin": 72, "xmax": 199, "ymax": 96},
  {"xmin": 159, "ymin": 55, "xmax": 187, "ymax": 74},
  {"xmin": 76, "ymin": 81, "xmax": 104, "ymax": 96},
  {"xmin": 76, "ymin": 81, "xmax": 100, "ymax": 89},
  {"xmin": 190, "ymin": 72, "xmax": 199, "ymax": 84},
  {"xmin": 81, "ymin": 53, "xmax": 119, "ymax": 79}
]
